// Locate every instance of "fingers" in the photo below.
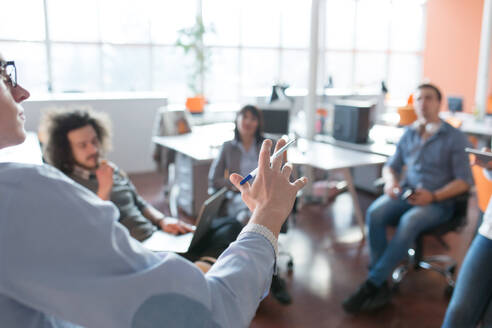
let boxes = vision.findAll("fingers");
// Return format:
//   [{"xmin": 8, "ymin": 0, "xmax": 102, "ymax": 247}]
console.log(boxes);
[
  {"xmin": 258, "ymin": 139, "xmax": 273, "ymax": 172},
  {"xmin": 166, "ymin": 223, "xmax": 190, "ymax": 235},
  {"xmin": 164, "ymin": 225, "xmax": 178, "ymax": 234},
  {"xmin": 229, "ymin": 173, "xmax": 250, "ymax": 193},
  {"xmin": 177, "ymin": 224, "xmax": 189, "ymax": 234},
  {"xmin": 271, "ymin": 138, "xmax": 286, "ymax": 171},
  {"xmin": 180, "ymin": 222, "xmax": 195, "ymax": 233},
  {"xmin": 281, "ymin": 162, "xmax": 293, "ymax": 178},
  {"xmin": 292, "ymin": 176, "xmax": 308, "ymax": 191}
]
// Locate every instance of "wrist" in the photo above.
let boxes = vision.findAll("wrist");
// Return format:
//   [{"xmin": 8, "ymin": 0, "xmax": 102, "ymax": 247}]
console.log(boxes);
[
  {"xmin": 97, "ymin": 188, "xmax": 111, "ymax": 200},
  {"xmin": 157, "ymin": 218, "xmax": 166, "ymax": 228},
  {"xmin": 431, "ymin": 192, "xmax": 438, "ymax": 203},
  {"xmin": 249, "ymin": 206, "xmax": 285, "ymax": 238}
]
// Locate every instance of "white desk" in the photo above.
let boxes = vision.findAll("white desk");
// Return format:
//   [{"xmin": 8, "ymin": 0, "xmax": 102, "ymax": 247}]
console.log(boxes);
[
  {"xmin": 0, "ymin": 132, "xmax": 43, "ymax": 165},
  {"xmin": 153, "ymin": 123, "xmax": 234, "ymax": 216},
  {"xmin": 289, "ymin": 139, "xmax": 388, "ymax": 237},
  {"xmin": 440, "ymin": 112, "xmax": 492, "ymax": 147},
  {"xmin": 314, "ymin": 124, "xmax": 402, "ymax": 158},
  {"xmin": 153, "ymin": 122, "xmax": 234, "ymax": 162},
  {"xmin": 154, "ymin": 124, "xmax": 387, "ymax": 236}
]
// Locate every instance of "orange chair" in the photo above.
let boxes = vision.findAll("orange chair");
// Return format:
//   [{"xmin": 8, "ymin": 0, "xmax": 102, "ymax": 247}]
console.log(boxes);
[
  {"xmin": 487, "ymin": 95, "xmax": 492, "ymax": 115},
  {"xmin": 445, "ymin": 116, "xmax": 463, "ymax": 129},
  {"xmin": 471, "ymin": 165, "xmax": 492, "ymax": 213}
]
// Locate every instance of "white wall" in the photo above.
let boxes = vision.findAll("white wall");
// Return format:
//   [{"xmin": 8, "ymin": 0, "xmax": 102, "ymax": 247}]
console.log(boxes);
[{"xmin": 22, "ymin": 93, "xmax": 167, "ymax": 173}]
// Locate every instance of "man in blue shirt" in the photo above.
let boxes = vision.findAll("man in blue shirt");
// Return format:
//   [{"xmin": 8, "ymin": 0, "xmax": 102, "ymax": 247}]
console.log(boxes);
[{"xmin": 343, "ymin": 83, "xmax": 473, "ymax": 313}]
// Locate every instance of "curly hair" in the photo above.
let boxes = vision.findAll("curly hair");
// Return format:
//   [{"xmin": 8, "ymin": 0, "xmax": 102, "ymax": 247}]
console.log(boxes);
[{"xmin": 41, "ymin": 108, "xmax": 112, "ymax": 174}]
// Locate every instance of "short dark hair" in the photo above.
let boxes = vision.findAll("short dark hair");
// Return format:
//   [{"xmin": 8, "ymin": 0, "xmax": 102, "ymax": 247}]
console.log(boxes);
[
  {"xmin": 41, "ymin": 109, "xmax": 111, "ymax": 174},
  {"xmin": 234, "ymin": 105, "xmax": 264, "ymax": 144},
  {"xmin": 417, "ymin": 83, "xmax": 442, "ymax": 102}
]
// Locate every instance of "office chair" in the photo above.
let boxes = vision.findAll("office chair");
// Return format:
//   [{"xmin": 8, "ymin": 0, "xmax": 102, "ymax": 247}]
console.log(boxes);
[
  {"xmin": 391, "ymin": 193, "xmax": 469, "ymax": 297},
  {"xmin": 279, "ymin": 214, "xmax": 295, "ymax": 272}
]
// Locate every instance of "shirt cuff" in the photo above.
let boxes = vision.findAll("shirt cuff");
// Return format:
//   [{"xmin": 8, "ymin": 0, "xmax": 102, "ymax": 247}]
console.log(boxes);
[
  {"xmin": 239, "ymin": 223, "xmax": 278, "ymax": 274},
  {"xmin": 240, "ymin": 223, "xmax": 278, "ymax": 258}
]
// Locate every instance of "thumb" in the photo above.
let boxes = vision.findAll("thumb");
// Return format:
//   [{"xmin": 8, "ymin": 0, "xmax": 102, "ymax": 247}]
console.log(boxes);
[{"xmin": 230, "ymin": 173, "xmax": 250, "ymax": 193}]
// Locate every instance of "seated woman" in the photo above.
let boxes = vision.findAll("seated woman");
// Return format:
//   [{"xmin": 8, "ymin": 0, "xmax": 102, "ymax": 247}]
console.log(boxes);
[
  {"xmin": 209, "ymin": 105, "xmax": 265, "ymax": 224},
  {"xmin": 208, "ymin": 104, "xmax": 292, "ymax": 305}
]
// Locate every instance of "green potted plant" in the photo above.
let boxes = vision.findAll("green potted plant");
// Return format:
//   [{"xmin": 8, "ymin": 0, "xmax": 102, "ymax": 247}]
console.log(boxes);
[{"xmin": 176, "ymin": 16, "xmax": 214, "ymax": 114}]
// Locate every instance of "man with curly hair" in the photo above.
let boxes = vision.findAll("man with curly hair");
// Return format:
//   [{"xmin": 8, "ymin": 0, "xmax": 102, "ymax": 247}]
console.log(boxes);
[{"xmin": 41, "ymin": 109, "xmax": 196, "ymax": 241}]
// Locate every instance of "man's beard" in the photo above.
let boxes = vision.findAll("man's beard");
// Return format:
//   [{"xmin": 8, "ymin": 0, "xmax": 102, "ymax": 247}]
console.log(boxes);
[{"xmin": 76, "ymin": 154, "xmax": 99, "ymax": 171}]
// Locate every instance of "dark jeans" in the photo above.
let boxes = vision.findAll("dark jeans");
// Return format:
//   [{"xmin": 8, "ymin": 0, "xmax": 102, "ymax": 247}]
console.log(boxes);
[
  {"xmin": 442, "ymin": 234, "xmax": 492, "ymax": 327},
  {"xmin": 185, "ymin": 216, "xmax": 243, "ymax": 261},
  {"xmin": 366, "ymin": 195, "xmax": 454, "ymax": 286}
]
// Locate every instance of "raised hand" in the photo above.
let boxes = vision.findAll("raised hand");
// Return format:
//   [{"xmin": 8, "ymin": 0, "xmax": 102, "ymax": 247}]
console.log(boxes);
[{"xmin": 230, "ymin": 139, "xmax": 307, "ymax": 237}]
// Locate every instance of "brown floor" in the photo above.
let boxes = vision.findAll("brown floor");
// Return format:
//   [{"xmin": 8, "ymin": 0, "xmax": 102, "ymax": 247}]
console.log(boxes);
[{"xmin": 129, "ymin": 171, "xmax": 479, "ymax": 328}]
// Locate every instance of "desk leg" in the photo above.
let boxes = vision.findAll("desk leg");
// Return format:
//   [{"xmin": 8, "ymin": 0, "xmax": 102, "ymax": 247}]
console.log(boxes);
[
  {"xmin": 169, "ymin": 184, "xmax": 180, "ymax": 218},
  {"xmin": 342, "ymin": 168, "xmax": 366, "ymax": 239}
]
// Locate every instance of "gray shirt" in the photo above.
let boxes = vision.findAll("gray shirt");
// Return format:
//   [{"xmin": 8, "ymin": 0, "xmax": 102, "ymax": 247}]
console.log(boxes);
[
  {"xmin": 70, "ymin": 165, "xmax": 157, "ymax": 241},
  {"xmin": 238, "ymin": 142, "xmax": 261, "ymax": 179},
  {"xmin": 208, "ymin": 139, "xmax": 263, "ymax": 225},
  {"xmin": 208, "ymin": 139, "xmax": 262, "ymax": 193}
]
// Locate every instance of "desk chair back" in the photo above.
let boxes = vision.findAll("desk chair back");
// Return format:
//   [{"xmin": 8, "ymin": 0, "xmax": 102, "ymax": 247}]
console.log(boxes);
[{"xmin": 472, "ymin": 165, "xmax": 492, "ymax": 212}]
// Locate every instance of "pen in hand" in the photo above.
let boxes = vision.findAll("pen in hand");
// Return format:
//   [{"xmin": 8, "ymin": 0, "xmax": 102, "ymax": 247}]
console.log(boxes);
[{"xmin": 240, "ymin": 138, "xmax": 296, "ymax": 185}]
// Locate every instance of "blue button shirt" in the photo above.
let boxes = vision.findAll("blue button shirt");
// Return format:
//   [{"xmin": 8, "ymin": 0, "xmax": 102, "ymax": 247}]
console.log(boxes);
[
  {"xmin": 0, "ymin": 163, "xmax": 275, "ymax": 328},
  {"xmin": 386, "ymin": 121, "xmax": 473, "ymax": 192}
]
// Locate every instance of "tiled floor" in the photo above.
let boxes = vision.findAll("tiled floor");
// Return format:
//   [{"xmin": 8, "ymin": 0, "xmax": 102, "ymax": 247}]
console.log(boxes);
[{"xmin": 130, "ymin": 171, "xmax": 479, "ymax": 328}]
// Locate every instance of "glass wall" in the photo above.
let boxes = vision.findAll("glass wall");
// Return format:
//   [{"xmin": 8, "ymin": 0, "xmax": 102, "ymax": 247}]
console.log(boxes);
[{"xmin": 0, "ymin": 0, "xmax": 425, "ymax": 102}]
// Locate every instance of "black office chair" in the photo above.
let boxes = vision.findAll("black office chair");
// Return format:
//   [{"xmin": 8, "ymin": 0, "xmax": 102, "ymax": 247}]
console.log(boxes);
[
  {"xmin": 279, "ymin": 215, "xmax": 295, "ymax": 272},
  {"xmin": 391, "ymin": 193, "xmax": 469, "ymax": 297}
]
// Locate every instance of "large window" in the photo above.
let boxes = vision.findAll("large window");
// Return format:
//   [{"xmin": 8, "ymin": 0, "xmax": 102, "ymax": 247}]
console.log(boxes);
[
  {"xmin": 0, "ymin": 0, "xmax": 425, "ymax": 103},
  {"xmin": 324, "ymin": 0, "xmax": 425, "ymax": 99}
]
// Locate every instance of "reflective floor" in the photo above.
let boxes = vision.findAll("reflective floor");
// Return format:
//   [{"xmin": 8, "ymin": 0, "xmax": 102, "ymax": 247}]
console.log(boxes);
[{"xmin": 131, "ymin": 172, "xmax": 479, "ymax": 328}]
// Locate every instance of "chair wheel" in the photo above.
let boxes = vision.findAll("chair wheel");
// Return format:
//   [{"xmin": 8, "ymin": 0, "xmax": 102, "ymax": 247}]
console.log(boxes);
[{"xmin": 444, "ymin": 285, "xmax": 454, "ymax": 298}]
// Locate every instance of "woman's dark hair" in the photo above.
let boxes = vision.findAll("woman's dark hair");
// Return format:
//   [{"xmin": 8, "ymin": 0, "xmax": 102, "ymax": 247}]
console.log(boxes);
[
  {"xmin": 234, "ymin": 105, "xmax": 264, "ymax": 144},
  {"xmin": 41, "ymin": 108, "xmax": 112, "ymax": 174}
]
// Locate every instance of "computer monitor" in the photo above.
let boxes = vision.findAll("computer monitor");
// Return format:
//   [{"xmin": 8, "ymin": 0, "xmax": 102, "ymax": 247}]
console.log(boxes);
[
  {"xmin": 261, "ymin": 108, "xmax": 290, "ymax": 135},
  {"xmin": 447, "ymin": 96, "xmax": 463, "ymax": 112},
  {"xmin": 332, "ymin": 100, "xmax": 374, "ymax": 144}
]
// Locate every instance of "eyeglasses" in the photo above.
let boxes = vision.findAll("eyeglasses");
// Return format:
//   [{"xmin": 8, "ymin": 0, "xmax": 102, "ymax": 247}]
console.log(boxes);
[{"xmin": 0, "ymin": 61, "xmax": 17, "ymax": 88}]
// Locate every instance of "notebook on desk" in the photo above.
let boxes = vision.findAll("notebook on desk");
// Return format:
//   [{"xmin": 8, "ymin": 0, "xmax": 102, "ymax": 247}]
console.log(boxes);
[{"xmin": 142, "ymin": 187, "xmax": 227, "ymax": 253}]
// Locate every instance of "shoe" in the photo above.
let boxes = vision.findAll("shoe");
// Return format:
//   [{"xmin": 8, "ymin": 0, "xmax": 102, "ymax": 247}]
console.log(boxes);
[
  {"xmin": 342, "ymin": 280, "xmax": 391, "ymax": 314},
  {"xmin": 270, "ymin": 275, "xmax": 292, "ymax": 305},
  {"xmin": 364, "ymin": 282, "xmax": 391, "ymax": 312}
]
